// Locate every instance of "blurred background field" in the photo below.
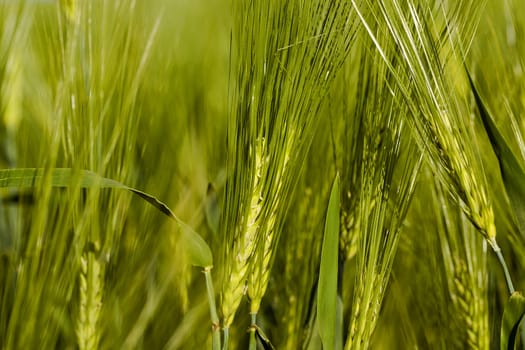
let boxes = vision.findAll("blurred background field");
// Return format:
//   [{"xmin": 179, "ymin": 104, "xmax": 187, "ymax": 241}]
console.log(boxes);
[{"xmin": 0, "ymin": 1, "xmax": 524, "ymax": 349}]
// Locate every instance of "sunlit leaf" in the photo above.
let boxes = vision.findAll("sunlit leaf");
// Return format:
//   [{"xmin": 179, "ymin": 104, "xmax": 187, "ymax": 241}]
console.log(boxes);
[
  {"xmin": 318, "ymin": 175, "xmax": 340, "ymax": 350},
  {"xmin": 255, "ymin": 325, "xmax": 276, "ymax": 350},
  {"xmin": 501, "ymin": 292, "xmax": 525, "ymax": 350},
  {"xmin": 0, "ymin": 168, "xmax": 213, "ymax": 267},
  {"xmin": 467, "ymin": 72, "xmax": 525, "ymax": 235}
]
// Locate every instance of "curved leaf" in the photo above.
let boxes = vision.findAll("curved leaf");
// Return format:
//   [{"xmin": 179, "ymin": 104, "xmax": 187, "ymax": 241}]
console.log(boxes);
[
  {"xmin": 255, "ymin": 325, "xmax": 276, "ymax": 350},
  {"xmin": 467, "ymin": 73, "xmax": 525, "ymax": 235},
  {"xmin": 204, "ymin": 183, "xmax": 220, "ymax": 235},
  {"xmin": 317, "ymin": 175, "xmax": 340, "ymax": 350},
  {"xmin": 501, "ymin": 292, "xmax": 525, "ymax": 350},
  {"xmin": 0, "ymin": 168, "xmax": 213, "ymax": 267}
]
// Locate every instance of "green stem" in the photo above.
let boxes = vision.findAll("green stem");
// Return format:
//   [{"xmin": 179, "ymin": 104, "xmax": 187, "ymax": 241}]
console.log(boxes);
[
  {"xmin": 204, "ymin": 267, "xmax": 221, "ymax": 350},
  {"xmin": 488, "ymin": 238, "xmax": 525, "ymax": 349},
  {"xmin": 222, "ymin": 328, "xmax": 229, "ymax": 350},
  {"xmin": 488, "ymin": 238, "xmax": 515, "ymax": 294},
  {"xmin": 249, "ymin": 313, "xmax": 257, "ymax": 350}
]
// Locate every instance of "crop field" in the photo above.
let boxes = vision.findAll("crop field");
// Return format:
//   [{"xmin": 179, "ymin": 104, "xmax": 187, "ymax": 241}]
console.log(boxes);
[{"xmin": 0, "ymin": 0, "xmax": 524, "ymax": 349}]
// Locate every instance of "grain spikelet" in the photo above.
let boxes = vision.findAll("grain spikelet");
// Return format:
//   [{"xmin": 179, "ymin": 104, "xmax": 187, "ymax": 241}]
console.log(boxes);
[
  {"xmin": 76, "ymin": 245, "xmax": 103, "ymax": 350},
  {"xmin": 221, "ymin": 137, "xmax": 267, "ymax": 327}
]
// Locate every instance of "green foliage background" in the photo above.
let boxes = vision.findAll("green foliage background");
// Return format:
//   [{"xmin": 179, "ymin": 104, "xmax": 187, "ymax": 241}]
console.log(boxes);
[{"xmin": 0, "ymin": 0, "xmax": 524, "ymax": 349}]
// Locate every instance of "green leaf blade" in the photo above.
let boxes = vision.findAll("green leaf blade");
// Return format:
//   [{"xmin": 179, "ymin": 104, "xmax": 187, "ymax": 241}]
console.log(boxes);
[
  {"xmin": 205, "ymin": 183, "xmax": 220, "ymax": 235},
  {"xmin": 467, "ymin": 73, "xmax": 525, "ymax": 235},
  {"xmin": 501, "ymin": 292, "xmax": 525, "ymax": 350},
  {"xmin": 177, "ymin": 221, "xmax": 213, "ymax": 268},
  {"xmin": 0, "ymin": 167, "xmax": 213, "ymax": 268},
  {"xmin": 317, "ymin": 175, "xmax": 340, "ymax": 350},
  {"xmin": 255, "ymin": 325, "xmax": 276, "ymax": 350}
]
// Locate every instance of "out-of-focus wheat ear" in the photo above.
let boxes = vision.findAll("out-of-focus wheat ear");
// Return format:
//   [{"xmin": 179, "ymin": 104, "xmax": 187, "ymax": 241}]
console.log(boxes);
[
  {"xmin": 76, "ymin": 243, "xmax": 103, "ymax": 350},
  {"xmin": 267, "ymin": 138, "xmax": 328, "ymax": 349},
  {"xmin": 59, "ymin": 0, "xmax": 79, "ymax": 24},
  {"xmin": 450, "ymin": 259, "xmax": 483, "ymax": 349},
  {"xmin": 430, "ymin": 169, "xmax": 490, "ymax": 350},
  {"xmin": 339, "ymin": 205, "xmax": 361, "ymax": 261},
  {"xmin": 0, "ymin": 2, "xmax": 30, "ymax": 267},
  {"xmin": 1, "ymin": 38, "xmax": 23, "ymax": 168}
]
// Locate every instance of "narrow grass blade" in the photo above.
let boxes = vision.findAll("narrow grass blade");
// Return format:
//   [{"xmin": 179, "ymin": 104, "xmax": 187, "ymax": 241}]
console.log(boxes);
[
  {"xmin": 255, "ymin": 325, "xmax": 276, "ymax": 350},
  {"xmin": 501, "ymin": 292, "xmax": 525, "ymax": 350},
  {"xmin": 205, "ymin": 183, "xmax": 220, "ymax": 235},
  {"xmin": 317, "ymin": 175, "xmax": 340, "ymax": 350},
  {"xmin": 467, "ymin": 73, "xmax": 525, "ymax": 235},
  {"xmin": 336, "ymin": 295, "xmax": 343, "ymax": 350},
  {"xmin": 0, "ymin": 168, "xmax": 213, "ymax": 267}
]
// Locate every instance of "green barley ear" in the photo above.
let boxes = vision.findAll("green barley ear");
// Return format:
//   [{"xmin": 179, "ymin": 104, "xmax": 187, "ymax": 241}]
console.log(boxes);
[
  {"xmin": 352, "ymin": 0, "xmax": 496, "ymax": 241},
  {"xmin": 342, "ymin": 39, "xmax": 422, "ymax": 350},
  {"xmin": 467, "ymin": 71, "xmax": 525, "ymax": 237},
  {"xmin": 221, "ymin": 136, "xmax": 267, "ymax": 328},
  {"xmin": 392, "ymin": 165, "xmax": 490, "ymax": 349},
  {"xmin": 465, "ymin": 70, "xmax": 521, "ymax": 297},
  {"xmin": 431, "ymin": 173, "xmax": 490, "ymax": 350},
  {"xmin": 334, "ymin": 57, "xmax": 364, "ymax": 262},
  {"xmin": 76, "ymin": 242, "xmax": 103, "ymax": 350},
  {"xmin": 450, "ymin": 259, "xmax": 488, "ymax": 349},
  {"xmin": 220, "ymin": 1, "xmax": 360, "ymax": 339}
]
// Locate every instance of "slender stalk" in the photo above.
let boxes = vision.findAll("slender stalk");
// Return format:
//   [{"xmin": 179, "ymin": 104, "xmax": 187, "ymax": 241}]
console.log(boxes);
[
  {"xmin": 489, "ymin": 238, "xmax": 525, "ymax": 350},
  {"xmin": 204, "ymin": 267, "xmax": 221, "ymax": 350},
  {"xmin": 222, "ymin": 328, "xmax": 229, "ymax": 350},
  {"xmin": 488, "ymin": 238, "xmax": 515, "ymax": 294},
  {"xmin": 249, "ymin": 313, "xmax": 257, "ymax": 350}
]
